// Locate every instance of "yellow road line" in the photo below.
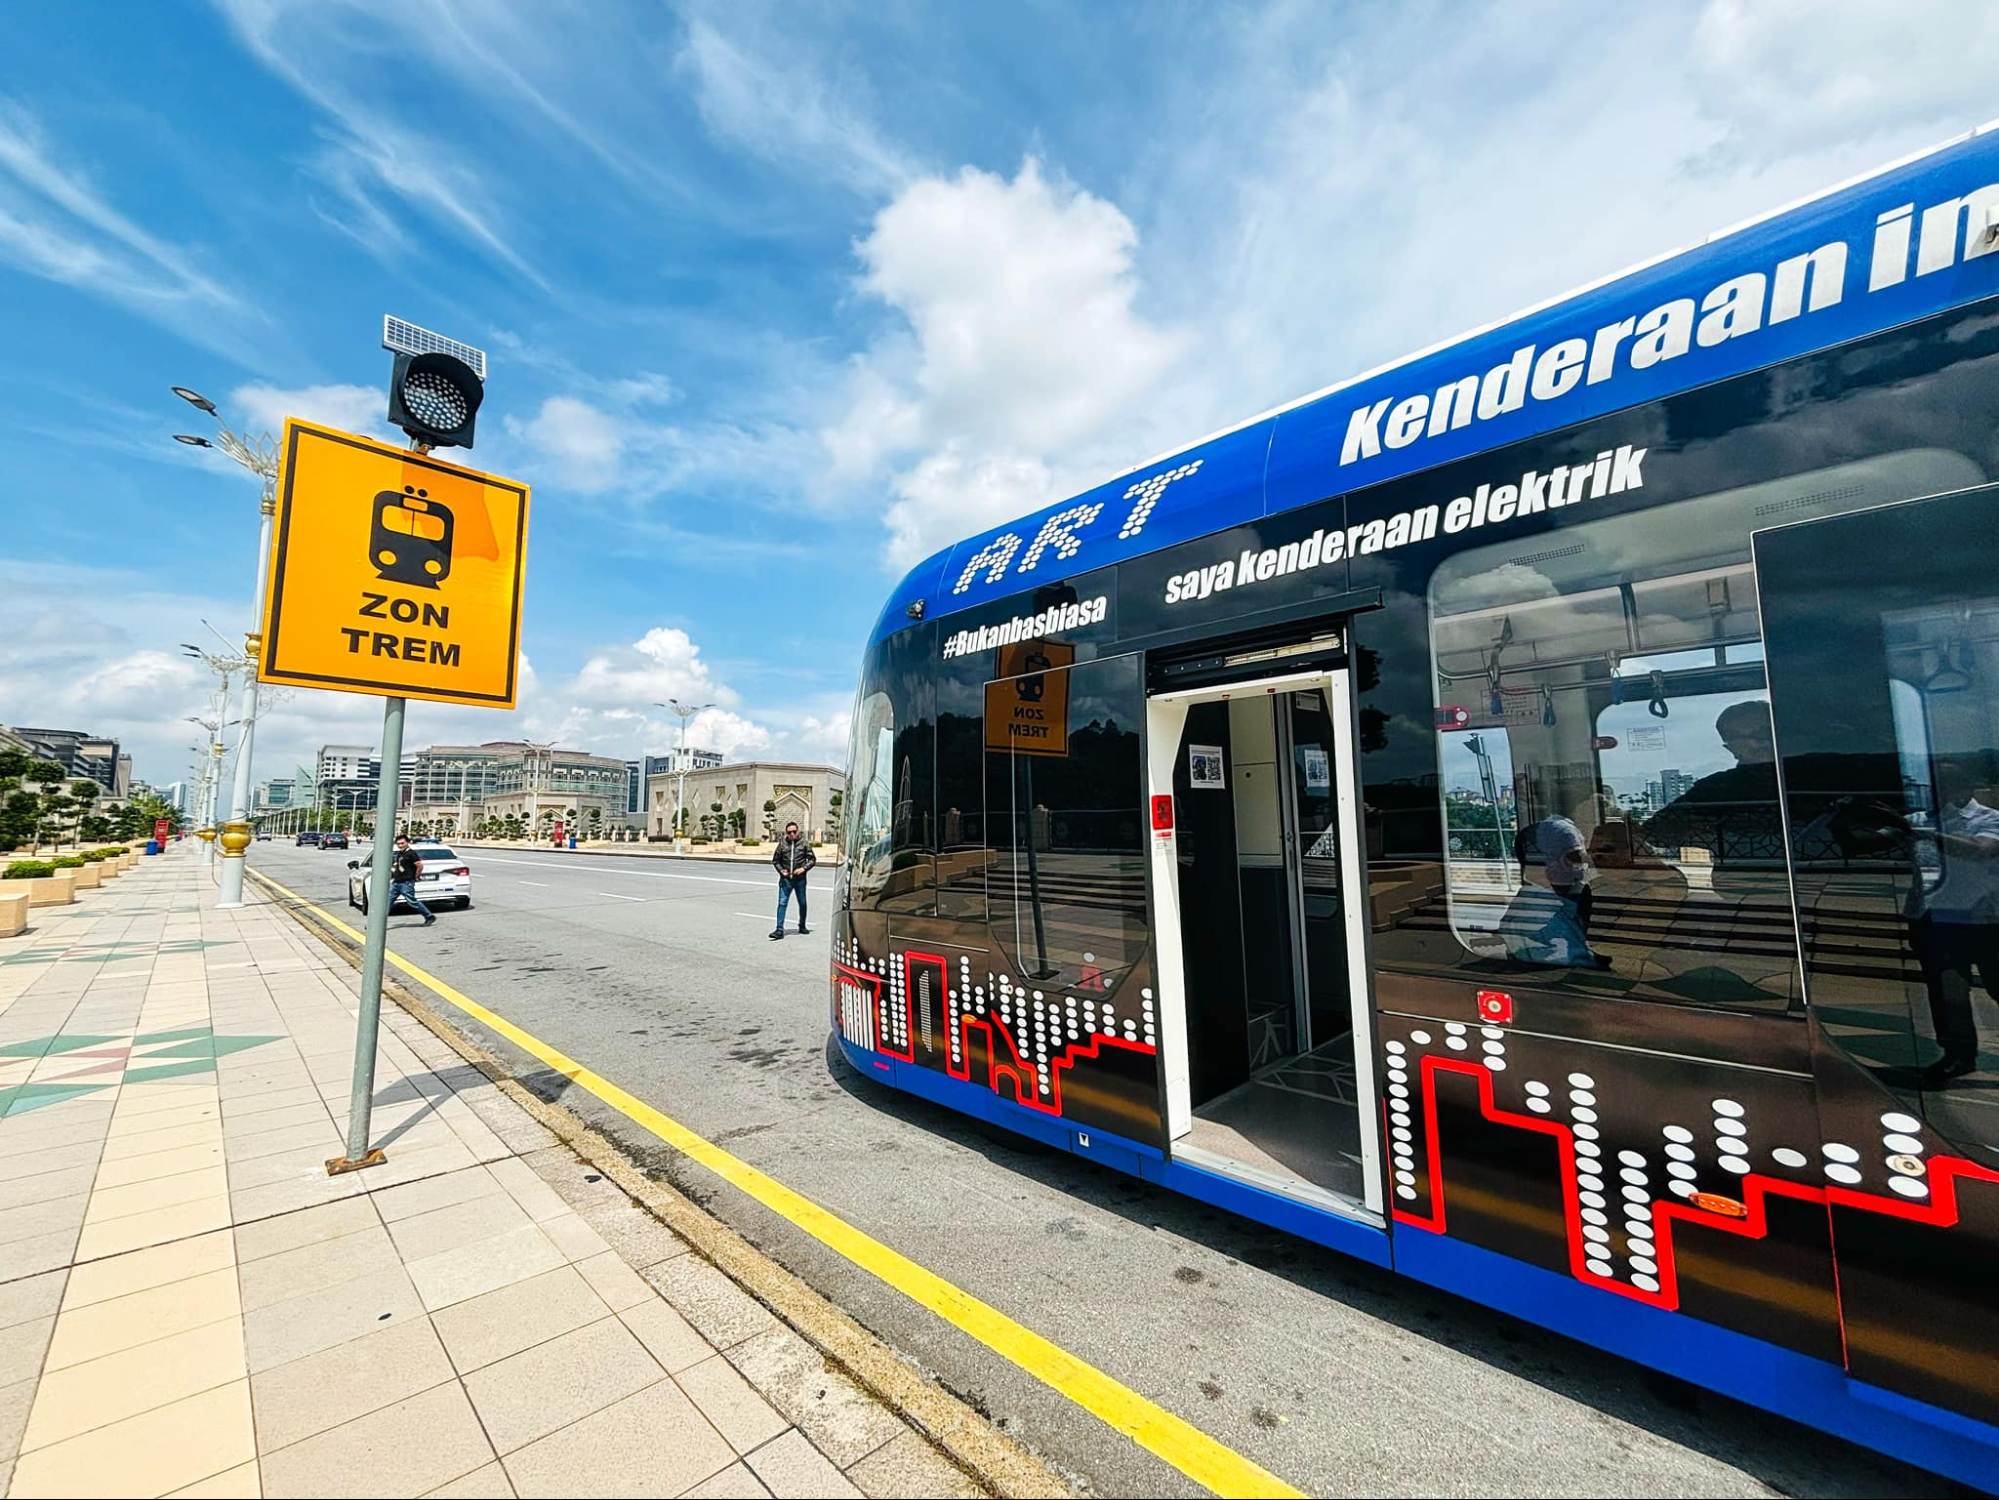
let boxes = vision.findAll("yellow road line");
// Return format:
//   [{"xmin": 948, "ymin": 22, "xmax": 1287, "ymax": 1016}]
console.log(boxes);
[{"xmin": 250, "ymin": 869, "xmax": 1301, "ymax": 1499}]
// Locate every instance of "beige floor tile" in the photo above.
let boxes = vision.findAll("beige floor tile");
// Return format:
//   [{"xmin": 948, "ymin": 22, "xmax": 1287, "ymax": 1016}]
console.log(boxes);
[
  {"xmin": 62, "ymin": 1229, "xmax": 233, "ymax": 1310},
  {"xmin": 0, "ymin": 1316, "xmax": 53, "ymax": 1388},
  {"xmin": 107, "ymin": 1100, "xmax": 221, "ymax": 1137},
  {"xmin": 423, "ymin": 1459, "xmax": 515, "ymax": 1498},
  {"xmin": 228, "ymin": 1170, "xmax": 365, "ymax": 1222},
  {"xmin": 675, "ymin": 1354, "xmax": 787, "ymax": 1456},
  {"xmin": 9, "ymin": 1378, "xmax": 253, "ymax": 1500},
  {"xmin": 618, "ymin": 1297, "xmax": 711, "ymax": 1376},
  {"xmin": 260, "ymin": 1379, "xmax": 495, "ymax": 1499},
  {"xmin": 498, "ymin": 1380, "xmax": 736, "ymax": 1500},
  {"xmin": 251, "ymin": 1316, "xmax": 455, "ymax": 1452},
  {"xmin": 43, "ymin": 1264, "xmax": 239, "ymax": 1370},
  {"xmin": 73, "ymin": 1191, "xmax": 230, "ymax": 1261},
  {"xmin": 83, "ymin": 1163, "xmax": 229, "ymax": 1223},
  {"xmin": 98, "ymin": 1121, "xmax": 221, "ymax": 1161},
  {"xmin": 845, "ymin": 1429, "xmax": 982, "ymax": 1498},
  {"xmin": 22, "ymin": 1316, "xmax": 246, "ymax": 1452},
  {"xmin": 242, "ymin": 1264, "xmax": 425, "ymax": 1374},
  {"xmin": 0, "ymin": 1267, "xmax": 67, "ymax": 1333},
  {"xmin": 575, "ymin": 1250, "xmax": 652, "ymax": 1313},
  {"xmin": 429, "ymin": 1264, "xmax": 611, "ymax": 1375},
  {"xmin": 535, "ymin": 1211, "xmax": 610, "ymax": 1264},
  {"xmin": 743, "ymin": 1428, "xmax": 862, "ymax": 1500},
  {"xmin": 220, "ymin": 1100, "xmax": 330, "ymax": 1138},
  {"xmin": 232, "ymin": 1195, "xmax": 376, "ymax": 1264},
  {"xmin": 224, "ymin": 1119, "xmax": 340, "ymax": 1164},
  {"xmin": 113, "ymin": 1083, "xmax": 220, "ymax": 1120},
  {"xmin": 683, "ymin": 1461, "xmax": 773, "ymax": 1498},
  {"xmin": 385, "ymin": 1193, "xmax": 533, "ymax": 1264},
  {"xmin": 461, "ymin": 1317, "xmax": 665, "ymax": 1455},
  {"xmin": 237, "ymin": 1224, "xmax": 401, "ymax": 1314},
  {"xmin": 165, "ymin": 1457, "xmax": 261, "ymax": 1496},
  {"xmin": 405, "ymin": 1223, "xmax": 566, "ymax": 1313},
  {"xmin": 225, "ymin": 1140, "xmax": 350, "ymax": 1192},
  {"xmin": 91, "ymin": 1140, "xmax": 227, "ymax": 1190},
  {"xmin": 586, "ymin": 1205, "xmax": 689, "ymax": 1270},
  {"xmin": 369, "ymin": 1166, "xmax": 503, "ymax": 1225},
  {"xmin": 481, "ymin": 1160, "xmax": 569, "ymax": 1225}
]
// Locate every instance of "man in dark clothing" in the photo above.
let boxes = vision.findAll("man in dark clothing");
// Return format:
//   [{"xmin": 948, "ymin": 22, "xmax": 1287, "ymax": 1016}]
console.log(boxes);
[
  {"xmin": 770, "ymin": 821, "xmax": 816, "ymax": 939},
  {"xmin": 388, "ymin": 834, "xmax": 436, "ymax": 925}
]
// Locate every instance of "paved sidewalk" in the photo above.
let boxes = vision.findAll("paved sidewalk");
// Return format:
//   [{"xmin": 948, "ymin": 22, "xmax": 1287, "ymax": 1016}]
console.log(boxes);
[{"xmin": 0, "ymin": 851, "xmax": 977, "ymax": 1498}]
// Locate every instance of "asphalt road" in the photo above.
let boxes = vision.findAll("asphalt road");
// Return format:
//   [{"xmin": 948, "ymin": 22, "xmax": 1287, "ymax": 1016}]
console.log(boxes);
[{"xmin": 253, "ymin": 840, "xmax": 1949, "ymax": 1499}]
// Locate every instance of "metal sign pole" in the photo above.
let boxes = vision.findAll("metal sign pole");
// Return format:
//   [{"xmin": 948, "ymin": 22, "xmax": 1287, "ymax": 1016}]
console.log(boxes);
[{"xmin": 328, "ymin": 693, "xmax": 406, "ymax": 1175}]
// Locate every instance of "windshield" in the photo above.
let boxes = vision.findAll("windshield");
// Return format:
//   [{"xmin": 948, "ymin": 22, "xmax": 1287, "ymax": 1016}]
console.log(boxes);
[{"xmin": 414, "ymin": 846, "xmax": 456, "ymax": 860}]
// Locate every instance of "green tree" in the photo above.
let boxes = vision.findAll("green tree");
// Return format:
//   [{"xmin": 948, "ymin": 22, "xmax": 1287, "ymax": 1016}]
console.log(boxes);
[
  {"xmin": 761, "ymin": 799, "xmax": 778, "ymax": 840},
  {"xmin": 826, "ymin": 790, "xmax": 844, "ymax": 845}
]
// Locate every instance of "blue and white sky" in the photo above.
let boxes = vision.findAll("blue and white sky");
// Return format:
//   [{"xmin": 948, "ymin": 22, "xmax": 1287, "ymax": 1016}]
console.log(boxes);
[{"xmin": 3, "ymin": 1, "xmax": 1996, "ymax": 790}]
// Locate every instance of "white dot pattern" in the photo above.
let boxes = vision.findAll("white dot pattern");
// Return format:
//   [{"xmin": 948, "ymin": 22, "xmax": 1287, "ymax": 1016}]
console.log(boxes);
[{"xmin": 1116, "ymin": 460, "xmax": 1204, "ymax": 539}]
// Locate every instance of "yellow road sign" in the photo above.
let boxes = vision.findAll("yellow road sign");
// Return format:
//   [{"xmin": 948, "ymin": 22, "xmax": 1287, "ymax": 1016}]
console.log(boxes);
[
  {"xmin": 984, "ymin": 639, "xmax": 1075, "ymax": 756},
  {"xmin": 258, "ymin": 419, "xmax": 530, "ymax": 708}
]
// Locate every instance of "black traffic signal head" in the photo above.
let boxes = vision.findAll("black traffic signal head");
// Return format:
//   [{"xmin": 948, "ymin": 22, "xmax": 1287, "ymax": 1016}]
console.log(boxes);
[{"xmin": 388, "ymin": 350, "xmax": 483, "ymax": 450}]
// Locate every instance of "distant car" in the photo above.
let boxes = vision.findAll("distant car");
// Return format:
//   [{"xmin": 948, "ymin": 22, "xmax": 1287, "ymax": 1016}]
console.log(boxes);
[
  {"xmin": 322, "ymin": 832, "xmax": 349, "ymax": 850},
  {"xmin": 296, "ymin": 831, "xmax": 322, "ymax": 847},
  {"xmin": 347, "ymin": 842, "xmax": 471, "ymax": 914}
]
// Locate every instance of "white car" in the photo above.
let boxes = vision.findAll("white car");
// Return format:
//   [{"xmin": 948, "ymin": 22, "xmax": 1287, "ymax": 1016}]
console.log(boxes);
[{"xmin": 347, "ymin": 843, "xmax": 472, "ymax": 915}]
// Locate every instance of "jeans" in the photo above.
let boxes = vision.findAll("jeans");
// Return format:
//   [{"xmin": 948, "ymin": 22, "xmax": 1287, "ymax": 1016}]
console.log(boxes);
[
  {"xmin": 388, "ymin": 880, "xmax": 434, "ymax": 919},
  {"xmin": 775, "ymin": 875, "xmax": 807, "ymax": 931}
]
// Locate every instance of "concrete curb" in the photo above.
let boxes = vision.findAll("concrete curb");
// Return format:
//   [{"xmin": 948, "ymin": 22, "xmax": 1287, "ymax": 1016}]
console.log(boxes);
[{"xmin": 260, "ymin": 878, "xmax": 1077, "ymax": 1500}]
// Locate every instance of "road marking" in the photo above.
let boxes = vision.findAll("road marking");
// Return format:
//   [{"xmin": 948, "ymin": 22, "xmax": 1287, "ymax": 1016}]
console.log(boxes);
[
  {"xmin": 514, "ymin": 881, "xmax": 549, "ymax": 888},
  {"xmin": 249, "ymin": 868, "xmax": 1300, "ymax": 1499},
  {"xmin": 597, "ymin": 892, "xmax": 645, "ymax": 902},
  {"xmin": 470, "ymin": 854, "xmax": 796, "ymax": 891},
  {"xmin": 734, "ymin": 912, "xmax": 775, "ymax": 920}
]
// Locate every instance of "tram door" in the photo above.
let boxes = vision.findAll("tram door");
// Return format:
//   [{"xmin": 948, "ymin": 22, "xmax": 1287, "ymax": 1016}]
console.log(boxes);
[
  {"xmin": 1145, "ymin": 664, "xmax": 1384, "ymax": 1216},
  {"xmin": 1757, "ymin": 483, "xmax": 1999, "ymax": 1427}
]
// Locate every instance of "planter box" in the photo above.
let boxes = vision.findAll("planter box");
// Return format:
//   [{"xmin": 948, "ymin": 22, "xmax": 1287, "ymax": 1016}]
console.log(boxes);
[
  {"xmin": 98, "ymin": 860, "xmax": 119, "ymax": 880},
  {"xmin": 13, "ymin": 873, "xmax": 76, "ymax": 907},
  {"xmin": 69, "ymin": 864, "xmax": 100, "ymax": 889},
  {"xmin": 0, "ymin": 890, "xmax": 27, "ymax": 937}
]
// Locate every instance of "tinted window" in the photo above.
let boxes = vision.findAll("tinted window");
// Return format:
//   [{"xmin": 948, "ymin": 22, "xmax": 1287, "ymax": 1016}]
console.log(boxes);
[
  {"xmin": 985, "ymin": 653, "xmax": 1147, "ymax": 987},
  {"xmin": 1353, "ymin": 302, "xmax": 1999, "ymax": 1011}
]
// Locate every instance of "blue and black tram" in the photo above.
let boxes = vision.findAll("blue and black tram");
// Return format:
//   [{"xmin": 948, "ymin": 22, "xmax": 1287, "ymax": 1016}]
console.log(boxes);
[{"xmin": 831, "ymin": 123, "xmax": 1999, "ymax": 1485}]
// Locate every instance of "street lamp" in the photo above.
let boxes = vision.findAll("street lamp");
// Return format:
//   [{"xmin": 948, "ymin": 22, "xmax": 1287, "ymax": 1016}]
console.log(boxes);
[
  {"xmin": 171, "ymin": 385, "xmax": 278, "ymax": 909},
  {"xmin": 656, "ymin": 699, "xmax": 712, "ymax": 853}
]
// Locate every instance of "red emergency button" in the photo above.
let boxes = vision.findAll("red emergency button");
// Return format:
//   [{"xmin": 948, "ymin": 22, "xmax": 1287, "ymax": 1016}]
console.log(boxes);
[
  {"xmin": 1150, "ymin": 794, "xmax": 1175, "ymax": 832},
  {"xmin": 1476, "ymin": 989, "xmax": 1514, "ymax": 1024}
]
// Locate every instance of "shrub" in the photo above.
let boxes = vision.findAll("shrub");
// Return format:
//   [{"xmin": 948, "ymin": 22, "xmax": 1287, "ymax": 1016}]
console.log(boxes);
[
  {"xmin": 81, "ymin": 849, "xmax": 107, "ymax": 862},
  {"xmin": 4, "ymin": 860, "xmax": 55, "ymax": 879},
  {"xmin": 54, "ymin": 856, "xmax": 86, "ymax": 869}
]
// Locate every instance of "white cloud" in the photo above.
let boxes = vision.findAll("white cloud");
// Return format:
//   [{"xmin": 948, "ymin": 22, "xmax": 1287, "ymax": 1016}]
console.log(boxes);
[
  {"xmin": 568, "ymin": 626, "xmax": 735, "ymax": 712},
  {"xmin": 511, "ymin": 395, "xmax": 625, "ymax": 493},
  {"xmin": 676, "ymin": 18, "xmax": 913, "ymax": 196},
  {"xmin": 826, "ymin": 158, "xmax": 1190, "ymax": 566},
  {"xmin": 0, "ymin": 103, "xmax": 258, "ymax": 358},
  {"xmin": 232, "ymin": 382, "xmax": 384, "ymax": 441}
]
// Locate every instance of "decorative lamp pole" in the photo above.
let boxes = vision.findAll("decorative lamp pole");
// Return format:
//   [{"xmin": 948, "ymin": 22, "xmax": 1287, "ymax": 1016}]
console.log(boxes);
[{"xmin": 174, "ymin": 388, "xmax": 279, "ymax": 908}]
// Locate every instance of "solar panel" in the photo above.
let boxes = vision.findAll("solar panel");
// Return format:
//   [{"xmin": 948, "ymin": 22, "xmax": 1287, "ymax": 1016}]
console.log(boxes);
[{"xmin": 381, "ymin": 316, "xmax": 488, "ymax": 381}]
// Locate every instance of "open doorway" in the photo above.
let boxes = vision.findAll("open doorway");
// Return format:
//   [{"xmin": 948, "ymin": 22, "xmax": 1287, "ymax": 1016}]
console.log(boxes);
[{"xmin": 1146, "ymin": 664, "xmax": 1382, "ymax": 1217}]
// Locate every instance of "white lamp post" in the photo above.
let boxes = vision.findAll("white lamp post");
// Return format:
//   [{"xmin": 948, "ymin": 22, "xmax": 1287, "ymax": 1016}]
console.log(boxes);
[
  {"xmin": 173, "ymin": 388, "xmax": 278, "ymax": 909},
  {"xmin": 656, "ymin": 699, "xmax": 712, "ymax": 854}
]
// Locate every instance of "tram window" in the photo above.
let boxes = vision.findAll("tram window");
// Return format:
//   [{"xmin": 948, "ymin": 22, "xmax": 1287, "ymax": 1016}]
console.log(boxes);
[
  {"xmin": 984, "ymin": 654, "xmax": 1148, "ymax": 987},
  {"xmin": 843, "ymin": 686, "xmax": 896, "ymax": 908},
  {"xmin": 1424, "ymin": 453, "xmax": 1981, "ymax": 1011}
]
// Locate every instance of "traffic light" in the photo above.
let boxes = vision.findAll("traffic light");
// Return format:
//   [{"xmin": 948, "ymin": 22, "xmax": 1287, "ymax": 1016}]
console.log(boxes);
[{"xmin": 387, "ymin": 350, "xmax": 483, "ymax": 450}]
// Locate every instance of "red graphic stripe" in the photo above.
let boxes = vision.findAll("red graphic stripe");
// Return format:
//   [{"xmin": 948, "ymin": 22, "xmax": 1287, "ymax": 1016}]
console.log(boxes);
[
  {"xmin": 949, "ymin": 1008, "xmax": 1155, "ymax": 1116},
  {"xmin": 1393, "ymin": 1054, "xmax": 1999, "ymax": 1313}
]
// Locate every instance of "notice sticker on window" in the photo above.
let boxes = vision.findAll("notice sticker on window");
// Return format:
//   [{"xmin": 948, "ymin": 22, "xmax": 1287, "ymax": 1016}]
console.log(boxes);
[
  {"xmin": 1189, "ymin": 745, "xmax": 1226, "ymax": 789},
  {"xmin": 1627, "ymin": 725, "xmax": 1667, "ymax": 753},
  {"xmin": 1303, "ymin": 747, "xmax": 1330, "ymax": 789}
]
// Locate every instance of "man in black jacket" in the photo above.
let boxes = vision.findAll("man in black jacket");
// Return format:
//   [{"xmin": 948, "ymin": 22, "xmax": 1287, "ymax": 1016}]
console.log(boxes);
[
  {"xmin": 388, "ymin": 834, "xmax": 436, "ymax": 926},
  {"xmin": 770, "ymin": 821, "xmax": 816, "ymax": 939}
]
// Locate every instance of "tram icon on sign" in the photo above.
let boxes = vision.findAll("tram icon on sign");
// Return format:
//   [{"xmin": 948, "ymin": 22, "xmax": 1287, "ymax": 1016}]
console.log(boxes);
[{"xmin": 371, "ymin": 486, "xmax": 454, "ymax": 589}]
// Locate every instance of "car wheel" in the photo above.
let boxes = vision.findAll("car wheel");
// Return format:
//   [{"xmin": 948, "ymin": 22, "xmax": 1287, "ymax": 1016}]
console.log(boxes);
[
  {"xmin": 358, "ymin": 894, "xmax": 368, "ymax": 917},
  {"xmin": 459, "ymin": 897, "xmax": 472, "ymax": 910}
]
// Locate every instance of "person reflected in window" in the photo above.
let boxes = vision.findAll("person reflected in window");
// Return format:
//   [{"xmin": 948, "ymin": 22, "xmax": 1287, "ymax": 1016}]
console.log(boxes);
[
  {"xmin": 1897, "ymin": 755, "xmax": 1999, "ymax": 1085},
  {"xmin": 1499, "ymin": 783, "xmax": 1610, "ymax": 969},
  {"xmin": 1642, "ymin": 700, "xmax": 1785, "ymax": 875}
]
